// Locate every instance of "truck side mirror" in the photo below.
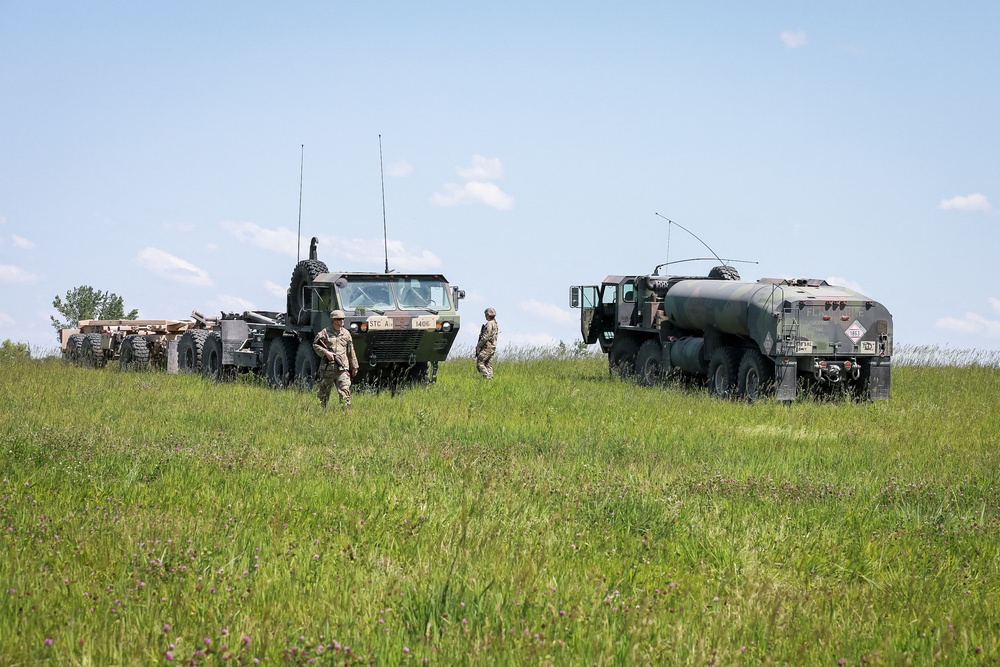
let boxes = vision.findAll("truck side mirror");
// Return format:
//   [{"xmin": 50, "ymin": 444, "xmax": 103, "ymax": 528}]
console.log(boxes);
[
  {"xmin": 570, "ymin": 286, "xmax": 580, "ymax": 308},
  {"xmin": 452, "ymin": 287, "xmax": 466, "ymax": 309}
]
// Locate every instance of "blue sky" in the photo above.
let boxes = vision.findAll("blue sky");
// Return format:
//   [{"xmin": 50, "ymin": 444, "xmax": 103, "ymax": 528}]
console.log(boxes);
[{"xmin": 2, "ymin": 2, "xmax": 998, "ymax": 355}]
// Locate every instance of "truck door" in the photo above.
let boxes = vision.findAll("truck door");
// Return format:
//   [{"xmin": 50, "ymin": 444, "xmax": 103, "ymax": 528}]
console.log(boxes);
[{"xmin": 570, "ymin": 285, "xmax": 601, "ymax": 344}]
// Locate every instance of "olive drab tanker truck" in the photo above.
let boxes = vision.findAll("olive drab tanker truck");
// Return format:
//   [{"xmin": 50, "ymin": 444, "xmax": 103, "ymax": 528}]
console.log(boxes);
[
  {"xmin": 61, "ymin": 238, "xmax": 466, "ymax": 387},
  {"xmin": 570, "ymin": 265, "xmax": 892, "ymax": 402}
]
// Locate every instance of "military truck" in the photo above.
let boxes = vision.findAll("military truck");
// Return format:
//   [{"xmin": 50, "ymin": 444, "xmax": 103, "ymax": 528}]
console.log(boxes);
[
  {"xmin": 63, "ymin": 238, "xmax": 465, "ymax": 387},
  {"xmin": 570, "ymin": 266, "xmax": 892, "ymax": 402},
  {"xmin": 192, "ymin": 238, "xmax": 464, "ymax": 386}
]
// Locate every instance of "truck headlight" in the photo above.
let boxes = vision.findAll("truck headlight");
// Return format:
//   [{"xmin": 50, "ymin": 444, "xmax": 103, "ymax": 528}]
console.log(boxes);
[{"xmin": 441, "ymin": 321, "xmax": 452, "ymax": 332}]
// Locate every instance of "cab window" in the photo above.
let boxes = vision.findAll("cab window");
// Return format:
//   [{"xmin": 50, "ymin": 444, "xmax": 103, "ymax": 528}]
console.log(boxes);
[
  {"xmin": 601, "ymin": 284, "xmax": 617, "ymax": 305},
  {"xmin": 622, "ymin": 280, "xmax": 636, "ymax": 303}
]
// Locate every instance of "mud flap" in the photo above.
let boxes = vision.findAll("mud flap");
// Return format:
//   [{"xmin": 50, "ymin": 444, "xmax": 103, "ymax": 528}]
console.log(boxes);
[
  {"xmin": 868, "ymin": 363, "xmax": 891, "ymax": 400},
  {"xmin": 775, "ymin": 361, "xmax": 797, "ymax": 401}
]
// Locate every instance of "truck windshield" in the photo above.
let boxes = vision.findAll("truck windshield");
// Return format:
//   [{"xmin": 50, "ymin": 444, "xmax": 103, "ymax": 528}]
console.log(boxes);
[
  {"xmin": 394, "ymin": 278, "xmax": 452, "ymax": 311},
  {"xmin": 339, "ymin": 281, "xmax": 396, "ymax": 310}
]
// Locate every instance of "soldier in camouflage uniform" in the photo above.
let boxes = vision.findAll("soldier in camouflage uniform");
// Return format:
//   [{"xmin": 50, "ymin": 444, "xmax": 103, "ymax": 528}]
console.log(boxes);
[
  {"xmin": 313, "ymin": 309, "xmax": 359, "ymax": 409},
  {"xmin": 476, "ymin": 307, "xmax": 498, "ymax": 379}
]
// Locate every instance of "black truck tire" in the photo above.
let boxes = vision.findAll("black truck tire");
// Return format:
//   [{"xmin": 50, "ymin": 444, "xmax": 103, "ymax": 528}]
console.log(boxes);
[
  {"xmin": 178, "ymin": 329, "xmax": 210, "ymax": 373},
  {"xmin": 120, "ymin": 335, "xmax": 151, "ymax": 371},
  {"xmin": 635, "ymin": 339, "xmax": 664, "ymax": 386},
  {"xmin": 609, "ymin": 337, "xmax": 639, "ymax": 380},
  {"xmin": 287, "ymin": 259, "xmax": 329, "ymax": 326},
  {"xmin": 294, "ymin": 339, "xmax": 320, "ymax": 390},
  {"xmin": 201, "ymin": 331, "xmax": 225, "ymax": 381},
  {"xmin": 266, "ymin": 336, "xmax": 298, "ymax": 388},
  {"xmin": 708, "ymin": 346, "xmax": 743, "ymax": 399},
  {"xmin": 737, "ymin": 349, "xmax": 774, "ymax": 402},
  {"xmin": 708, "ymin": 265, "xmax": 740, "ymax": 281},
  {"xmin": 81, "ymin": 333, "xmax": 106, "ymax": 369},
  {"xmin": 65, "ymin": 333, "xmax": 85, "ymax": 363}
]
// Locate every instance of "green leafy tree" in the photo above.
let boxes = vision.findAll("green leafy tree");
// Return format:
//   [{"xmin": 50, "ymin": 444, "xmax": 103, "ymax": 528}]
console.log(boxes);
[
  {"xmin": 0, "ymin": 339, "xmax": 31, "ymax": 362},
  {"xmin": 50, "ymin": 286, "xmax": 139, "ymax": 332}
]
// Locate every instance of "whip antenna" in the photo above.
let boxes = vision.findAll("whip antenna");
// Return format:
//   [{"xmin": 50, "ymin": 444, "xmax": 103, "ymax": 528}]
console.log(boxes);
[
  {"xmin": 296, "ymin": 144, "xmax": 304, "ymax": 262},
  {"xmin": 379, "ymin": 135, "xmax": 389, "ymax": 273},
  {"xmin": 655, "ymin": 213, "xmax": 726, "ymax": 266}
]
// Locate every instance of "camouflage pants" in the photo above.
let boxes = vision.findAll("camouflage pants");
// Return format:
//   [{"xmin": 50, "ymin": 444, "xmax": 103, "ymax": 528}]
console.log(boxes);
[
  {"xmin": 317, "ymin": 364, "xmax": 352, "ymax": 408},
  {"xmin": 476, "ymin": 347, "xmax": 495, "ymax": 379}
]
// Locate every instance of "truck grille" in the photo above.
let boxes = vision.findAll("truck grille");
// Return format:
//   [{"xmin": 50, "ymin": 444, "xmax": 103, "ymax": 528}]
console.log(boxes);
[{"xmin": 367, "ymin": 330, "xmax": 423, "ymax": 362}]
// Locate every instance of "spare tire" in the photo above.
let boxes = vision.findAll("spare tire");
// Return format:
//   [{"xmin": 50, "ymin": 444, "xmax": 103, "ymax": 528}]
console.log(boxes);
[
  {"xmin": 709, "ymin": 265, "xmax": 740, "ymax": 281},
  {"xmin": 287, "ymin": 259, "xmax": 329, "ymax": 325}
]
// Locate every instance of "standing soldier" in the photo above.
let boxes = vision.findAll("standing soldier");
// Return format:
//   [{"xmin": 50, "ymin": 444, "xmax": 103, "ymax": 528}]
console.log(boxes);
[
  {"xmin": 476, "ymin": 307, "xmax": 498, "ymax": 379},
  {"xmin": 313, "ymin": 309, "xmax": 359, "ymax": 410}
]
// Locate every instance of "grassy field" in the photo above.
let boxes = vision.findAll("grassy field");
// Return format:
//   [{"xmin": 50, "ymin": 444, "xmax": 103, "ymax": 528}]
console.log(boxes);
[{"xmin": 2, "ymin": 352, "xmax": 999, "ymax": 666}]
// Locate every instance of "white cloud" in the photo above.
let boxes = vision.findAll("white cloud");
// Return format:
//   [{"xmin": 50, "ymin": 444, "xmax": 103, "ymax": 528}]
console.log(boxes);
[
  {"xmin": 520, "ymin": 299, "xmax": 575, "ymax": 325},
  {"xmin": 136, "ymin": 247, "xmax": 212, "ymax": 286},
  {"xmin": 386, "ymin": 160, "xmax": 414, "ymax": 177},
  {"xmin": 0, "ymin": 313, "xmax": 14, "ymax": 326},
  {"xmin": 0, "ymin": 215, "xmax": 6, "ymax": 225},
  {"xmin": 935, "ymin": 298, "xmax": 1000, "ymax": 338},
  {"xmin": 11, "ymin": 234, "xmax": 36, "ymax": 250},
  {"xmin": 220, "ymin": 220, "xmax": 301, "ymax": 257},
  {"xmin": 781, "ymin": 30, "xmax": 808, "ymax": 49},
  {"xmin": 431, "ymin": 155, "xmax": 515, "ymax": 210},
  {"xmin": 209, "ymin": 295, "xmax": 257, "ymax": 313},
  {"xmin": 0, "ymin": 263, "xmax": 39, "ymax": 284},
  {"xmin": 457, "ymin": 155, "xmax": 504, "ymax": 181},
  {"xmin": 430, "ymin": 182, "xmax": 515, "ymax": 210},
  {"xmin": 321, "ymin": 236, "xmax": 442, "ymax": 271},
  {"xmin": 938, "ymin": 193, "xmax": 992, "ymax": 212},
  {"xmin": 264, "ymin": 280, "xmax": 287, "ymax": 298}
]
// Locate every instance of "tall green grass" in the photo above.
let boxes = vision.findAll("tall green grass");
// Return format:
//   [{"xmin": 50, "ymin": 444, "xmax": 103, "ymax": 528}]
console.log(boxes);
[{"xmin": 2, "ymin": 353, "xmax": 999, "ymax": 665}]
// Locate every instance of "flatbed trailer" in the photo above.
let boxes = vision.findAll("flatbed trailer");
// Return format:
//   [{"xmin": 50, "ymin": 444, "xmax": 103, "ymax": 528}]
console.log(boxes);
[{"xmin": 61, "ymin": 313, "xmax": 215, "ymax": 372}]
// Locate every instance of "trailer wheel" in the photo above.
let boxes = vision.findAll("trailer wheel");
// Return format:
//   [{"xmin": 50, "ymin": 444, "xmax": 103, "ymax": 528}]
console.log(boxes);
[
  {"xmin": 64, "ymin": 333, "xmax": 85, "ymax": 363},
  {"xmin": 120, "ymin": 335, "xmax": 151, "ymax": 371},
  {"xmin": 737, "ymin": 349, "xmax": 774, "ymax": 402},
  {"xmin": 178, "ymin": 329, "xmax": 210, "ymax": 373},
  {"xmin": 266, "ymin": 336, "xmax": 298, "ymax": 388},
  {"xmin": 287, "ymin": 259, "xmax": 329, "ymax": 326},
  {"xmin": 708, "ymin": 347, "xmax": 743, "ymax": 399},
  {"xmin": 294, "ymin": 341, "xmax": 320, "ymax": 390},
  {"xmin": 81, "ymin": 333, "xmax": 106, "ymax": 369},
  {"xmin": 609, "ymin": 337, "xmax": 639, "ymax": 380},
  {"xmin": 635, "ymin": 340, "xmax": 664, "ymax": 386},
  {"xmin": 201, "ymin": 331, "xmax": 225, "ymax": 381}
]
